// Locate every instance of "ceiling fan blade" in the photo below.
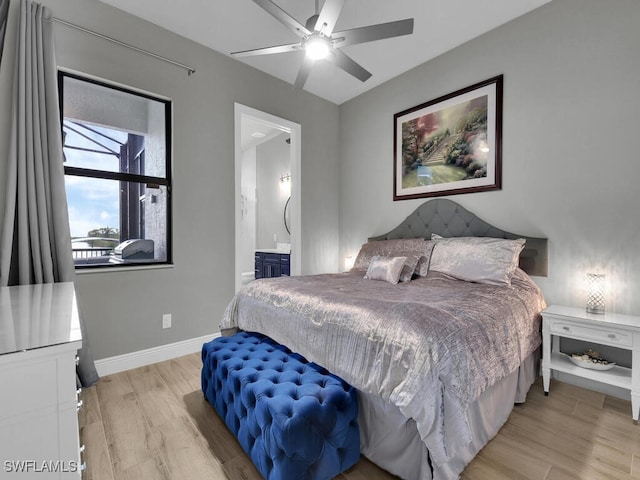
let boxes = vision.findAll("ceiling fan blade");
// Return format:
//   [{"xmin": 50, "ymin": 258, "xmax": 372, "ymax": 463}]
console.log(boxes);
[
  {"xmin": 314, "ymin": 0, "xmax": 344, "ymax": 36},
  {"xmin": 332, "ymin": 18, "xmax": 414, "ymax": 48},
  {"xmin": 231, "ymin": 42, "xmax": 302, "ymax": 58},
  {"xmin": 327, "ymin": 49, "xmax": 372, "ymax": 82},
  {"xmin": 252, "ymin": 0, "xmax": 311, "ymax": 38},
  {"xmin": 294, "ymin": 56, "xmax": 316, "ymax": 89}
]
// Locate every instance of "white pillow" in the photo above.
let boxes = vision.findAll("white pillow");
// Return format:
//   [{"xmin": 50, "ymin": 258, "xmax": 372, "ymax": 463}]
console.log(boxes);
[
  {"xmin": 364, "ymin": 256, "xmax": 407, "ymax": 284},
  {"xmin": 429, "ymin": 236, "xmax": 525, "ymax": 286}
]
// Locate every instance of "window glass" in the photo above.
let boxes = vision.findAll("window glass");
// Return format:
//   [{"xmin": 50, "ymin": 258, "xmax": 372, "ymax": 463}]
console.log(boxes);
[
  {"xmin": 63, "ymin": 122, "xmax": 126, "ymax": 173},
  {"xmin": 60, "ymin": 72, "xmax": 172, "ymax": 268},
  {"xmin": 62, "ymin": 75, "xmax": 166, "ymax": 177}
]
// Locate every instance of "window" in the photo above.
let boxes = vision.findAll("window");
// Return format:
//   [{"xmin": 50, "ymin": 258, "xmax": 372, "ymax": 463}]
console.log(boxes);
[{"xmin": 59, "ymin": 72, "xmax": 172, "ymax": 268}]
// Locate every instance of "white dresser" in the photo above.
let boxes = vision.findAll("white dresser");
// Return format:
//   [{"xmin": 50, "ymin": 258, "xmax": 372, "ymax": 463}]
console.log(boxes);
[{"xmin": 0, "ymin": 282, "xmax": 83, "ymax": 478}]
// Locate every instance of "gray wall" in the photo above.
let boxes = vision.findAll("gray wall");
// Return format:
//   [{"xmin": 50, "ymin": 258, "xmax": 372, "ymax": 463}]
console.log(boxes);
[
  {"xmin": 339, "ymin": 0, "xmax": 640, "ymax": 316},
  {"xmin": 0, "ymin": 0, "xmax": 340, "ymax": 359},
  {"xmin": 2, "ymin": 0, "xmax": 638, "ymax": 362}
]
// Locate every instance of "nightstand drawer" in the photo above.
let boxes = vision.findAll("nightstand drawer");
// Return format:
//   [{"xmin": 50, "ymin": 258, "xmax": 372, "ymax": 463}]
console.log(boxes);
[{"xmin": 549, "ymin": 322, "xmax": 632, "ymax": 347}]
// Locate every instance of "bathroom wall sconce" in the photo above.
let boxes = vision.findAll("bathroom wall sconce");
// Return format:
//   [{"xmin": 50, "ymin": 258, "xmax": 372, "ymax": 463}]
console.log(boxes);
[
  {"xmin": 279, "ymin": 173, "xmax": 291, "ymax": 195},
  {"xmin": 586, "ymin": 273, "xmax": 605, "ymax": 314}
]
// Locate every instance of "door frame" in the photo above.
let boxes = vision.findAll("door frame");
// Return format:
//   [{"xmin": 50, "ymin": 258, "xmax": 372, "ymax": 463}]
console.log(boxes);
[{"xmin": 234, "ymin": 103, "xmax": 301, "ymax": 292}]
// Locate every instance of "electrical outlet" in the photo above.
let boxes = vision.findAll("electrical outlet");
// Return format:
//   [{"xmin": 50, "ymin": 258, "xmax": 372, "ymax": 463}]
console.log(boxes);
[{"xmin": 162, "ymin": 313, "xmax": 172, "ymax": 329}]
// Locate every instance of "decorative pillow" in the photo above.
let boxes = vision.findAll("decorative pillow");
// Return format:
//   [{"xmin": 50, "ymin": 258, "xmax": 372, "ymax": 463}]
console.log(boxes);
[
  {"xmin": 398, "ymin": 254, "xmax": 422, "ymax": 283},
  {"xmin": 429, "ymin": 236, "xmax": 526, "ymax": 286},
  {"xmin": 353, "ymin": 238, "xmax": 433, "ymax": 275},
  {"xmin": 364, "ymin": 256, "xmax": 407, "ymax": 284},
  {"xmin": 415, "ymin": 241, "xmax": 435, "ymax": 277}
]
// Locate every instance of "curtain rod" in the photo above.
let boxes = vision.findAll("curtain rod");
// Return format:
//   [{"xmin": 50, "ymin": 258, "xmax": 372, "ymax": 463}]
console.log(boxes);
[{"xmin": 53, "ymin": 17, "xmax": 196, "ymax": 76}]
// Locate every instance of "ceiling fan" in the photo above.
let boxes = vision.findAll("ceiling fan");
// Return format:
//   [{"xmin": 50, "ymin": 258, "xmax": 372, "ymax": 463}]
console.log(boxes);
[{"xmin": 231, "ymin": 0, "xmax": 414, "ymax": 89}]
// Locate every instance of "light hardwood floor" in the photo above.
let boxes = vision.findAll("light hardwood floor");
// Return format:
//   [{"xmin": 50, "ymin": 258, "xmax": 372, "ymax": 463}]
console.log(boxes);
[{"xmin": 79, "ymin": 353, "xmax": 640, "ymax": 480}]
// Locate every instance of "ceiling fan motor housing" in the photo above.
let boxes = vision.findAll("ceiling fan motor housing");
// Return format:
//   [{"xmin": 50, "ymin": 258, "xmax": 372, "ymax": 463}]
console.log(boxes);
[{"xmin": 305, "ymin": 14, "xmax": 320, "ymax": 32}]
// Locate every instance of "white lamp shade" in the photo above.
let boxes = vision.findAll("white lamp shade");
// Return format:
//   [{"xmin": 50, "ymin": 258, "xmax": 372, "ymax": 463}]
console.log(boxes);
[
  {"xmin": 586, "ymin": 273, "xmax": 605, "ymax": 314},
  {"xmin": 344, "ymin": 255, "xmax": 354, "ymax": 272}
]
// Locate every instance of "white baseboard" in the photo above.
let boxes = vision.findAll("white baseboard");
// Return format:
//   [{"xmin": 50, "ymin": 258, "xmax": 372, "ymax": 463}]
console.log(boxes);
[{"xmin": 95, "ymin": 332, "xmax": 220, "ymax": 377}]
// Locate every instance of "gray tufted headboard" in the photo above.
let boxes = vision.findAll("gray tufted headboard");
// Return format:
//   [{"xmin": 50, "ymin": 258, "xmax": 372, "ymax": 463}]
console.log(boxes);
[{"xmin": 369, "ymin": 199, "xmax": 548, "ymax": 277}]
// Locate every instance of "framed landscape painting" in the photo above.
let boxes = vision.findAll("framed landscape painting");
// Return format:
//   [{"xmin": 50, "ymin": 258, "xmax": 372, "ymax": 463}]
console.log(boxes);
[{"xmin": 393, "ymin": 75, "xmax": 503, "ymax": 201}]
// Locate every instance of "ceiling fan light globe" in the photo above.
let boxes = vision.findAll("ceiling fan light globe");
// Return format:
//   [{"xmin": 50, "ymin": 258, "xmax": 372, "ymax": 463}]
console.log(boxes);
[{"xmin": 306, "ymin": 36, "xmax": 330, "ymax": 60}]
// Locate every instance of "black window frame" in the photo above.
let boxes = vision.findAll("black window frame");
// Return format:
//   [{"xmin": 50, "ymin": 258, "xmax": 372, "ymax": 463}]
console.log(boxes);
[{"xmin": 58, "ymin": 70, "xmax": 173, "ymax": 269}]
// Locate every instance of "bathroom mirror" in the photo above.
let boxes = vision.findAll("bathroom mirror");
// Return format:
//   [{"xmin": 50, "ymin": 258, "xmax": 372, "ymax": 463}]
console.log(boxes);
[{"xmin": 284, "ymin": 196, "xmax": 291, "ymax": 235}]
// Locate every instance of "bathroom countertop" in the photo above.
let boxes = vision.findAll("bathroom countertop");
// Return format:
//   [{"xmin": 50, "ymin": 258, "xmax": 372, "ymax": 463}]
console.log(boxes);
[{"xmin": 255, "ymin": 248, "xmax": 290, "ymax": 254}]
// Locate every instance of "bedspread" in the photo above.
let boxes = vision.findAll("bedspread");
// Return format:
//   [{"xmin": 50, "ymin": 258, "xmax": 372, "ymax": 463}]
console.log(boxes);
[{"xmin": 220, "ymin": 269, "xmax": 546, "ymax": 466}]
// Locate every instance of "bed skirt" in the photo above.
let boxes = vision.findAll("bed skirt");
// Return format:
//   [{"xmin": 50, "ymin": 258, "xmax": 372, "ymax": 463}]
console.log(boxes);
[{"xmin": 358, "ymin": 348, "xmax": 540, "ymax": 480}]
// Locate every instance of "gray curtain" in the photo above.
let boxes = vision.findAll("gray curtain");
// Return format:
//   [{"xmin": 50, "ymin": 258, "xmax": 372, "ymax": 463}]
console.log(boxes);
[
  {"xmin": 0, "ymin": 0, "xmax": 8, "ymax": 63},
  {"xmin": 0, "ymin": 0, "xmax": 98, "ymax": 386}
]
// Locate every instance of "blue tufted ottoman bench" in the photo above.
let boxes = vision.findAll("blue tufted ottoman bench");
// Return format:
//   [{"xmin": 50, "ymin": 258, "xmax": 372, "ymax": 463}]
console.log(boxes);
[{"xmin": 201, "ymin": 331, "xmax": 360, "ymax": 480}]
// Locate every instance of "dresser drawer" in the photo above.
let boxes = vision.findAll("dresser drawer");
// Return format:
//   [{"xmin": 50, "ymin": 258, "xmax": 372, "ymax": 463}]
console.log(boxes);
[
  {"xmin": 549, "ymin": 321, "xmax": 632, "ymax": 347},
  {"xmin": 0, "ymin": 351, "xmax": 79, "ymax": 421}
]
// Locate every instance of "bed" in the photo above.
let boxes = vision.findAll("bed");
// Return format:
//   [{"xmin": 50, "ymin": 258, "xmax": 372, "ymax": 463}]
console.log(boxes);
[{"xmin": 220, "ymin": 198, "xmax": 547, "ymax": 480}]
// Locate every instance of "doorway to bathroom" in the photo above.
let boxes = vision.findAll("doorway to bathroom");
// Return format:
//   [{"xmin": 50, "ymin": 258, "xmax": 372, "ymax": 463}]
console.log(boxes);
[{"xmin": 234, "ymin": 103, "xmax": 301, "ymax": 292}]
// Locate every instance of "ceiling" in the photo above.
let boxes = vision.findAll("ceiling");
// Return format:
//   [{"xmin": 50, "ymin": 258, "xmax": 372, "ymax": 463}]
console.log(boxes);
[
  {"xmin": 241, "ymin": 117, "xmax": 287, "ymax": 151},
  {"xmin": 98, "ymin": 0, "xmax": 551, "ymax": 105}
]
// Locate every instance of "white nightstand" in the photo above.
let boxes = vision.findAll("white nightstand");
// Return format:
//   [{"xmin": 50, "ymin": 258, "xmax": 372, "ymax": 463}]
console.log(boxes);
[{"xmin": 541, "ymin": 305, "xmax": 640, "ymax": 423}]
